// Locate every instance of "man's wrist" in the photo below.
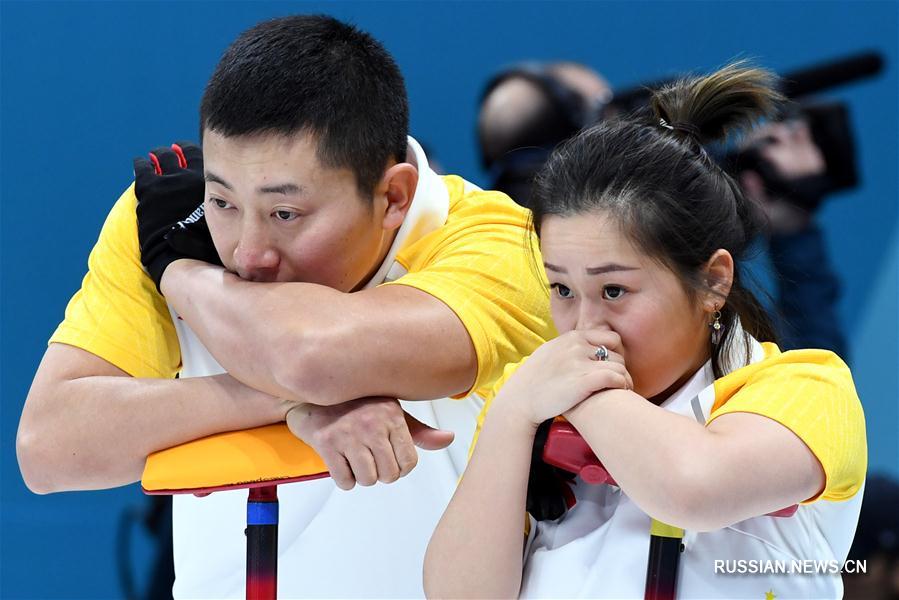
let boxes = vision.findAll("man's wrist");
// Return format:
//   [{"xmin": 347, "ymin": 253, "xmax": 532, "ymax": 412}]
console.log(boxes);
[
  {"xmin": 159, "ymin": 258, "xmax": 188, "ymax": 297},
  {"xmin": 158, "ymin": 258, "xmax": 217, "ymax": 296}
]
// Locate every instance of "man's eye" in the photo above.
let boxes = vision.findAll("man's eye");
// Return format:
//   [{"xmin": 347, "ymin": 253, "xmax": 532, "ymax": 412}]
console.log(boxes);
[
  {"xmin": 275, "ymin": 210, "xmax": 298, "ymax": 221},
  {"xmin": 603, "ymin": 285, "xmax": 625, "ymax": 300},
  {"xmin": 550, "ymin": 283, "xmax": 574, "ymax": 299}
]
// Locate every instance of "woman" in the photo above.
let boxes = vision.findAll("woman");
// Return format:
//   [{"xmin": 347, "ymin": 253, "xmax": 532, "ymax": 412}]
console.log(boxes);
[{"xmin": 424, "ymin": 64, "xmax": 866, "ymax": 599}]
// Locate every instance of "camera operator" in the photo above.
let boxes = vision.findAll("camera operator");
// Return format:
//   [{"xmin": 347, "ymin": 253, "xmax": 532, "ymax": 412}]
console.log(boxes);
[
  {"xmin": 477, "ymin": 61, "xmax": 611, "ymax": 208},
  {"xmin": 738, "ymin": 116, "xmax": 848, "ymax": 358}
]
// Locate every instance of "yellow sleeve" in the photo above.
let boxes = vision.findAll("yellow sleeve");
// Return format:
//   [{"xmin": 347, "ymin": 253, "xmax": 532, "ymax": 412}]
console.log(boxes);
[
  {"xmin": 49, "ymin": 184, "xmax": 180, "ymax": 379},
  {"xmin": 384, "ymin": 176, "xmax": 555, "ymax": 399},
  {"xmin": 708, "ymin": 349, "xmax": 866, "ymax": 503}
]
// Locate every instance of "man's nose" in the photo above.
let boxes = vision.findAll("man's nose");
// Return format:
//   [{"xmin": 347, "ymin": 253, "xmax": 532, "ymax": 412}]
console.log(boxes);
[{"xmin": 233, "ymin": 226, "xmax": 280, "ymax": 281}]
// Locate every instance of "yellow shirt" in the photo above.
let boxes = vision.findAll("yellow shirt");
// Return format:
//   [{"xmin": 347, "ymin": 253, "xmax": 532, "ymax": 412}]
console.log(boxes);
[
  {"xmin": 50, "ymin": 177, "xmax": 554, "ymax": 400},
  {"xmin": 50, "ymin": 183, "xmax": 179, "ymax": 379},
  {"xmin": 479, "ymin": 343, "xmax": 866, "ymax": 502},
  {"xmin": 707, "ymin": 342, "xmax": 866, "ymax": 502},
  {"xmin": 383, "ymin": 175, "xmax": 555, "ymax": 397},
  {"xmin": 514, "ymin": 342, "xmax": 866, "ymax": 600}
]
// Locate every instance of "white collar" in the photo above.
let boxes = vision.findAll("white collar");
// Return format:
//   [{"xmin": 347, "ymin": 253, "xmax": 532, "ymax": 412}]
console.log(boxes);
[
  {"xmin": 658, "ymin": 359, "xmax": 716, "ymax": 418},
  {"xmin": 658, "ymin": 319, "xmax": 767, "ymax": 421},
  {"xmin": 363, "ymin": 136, "xmax": 450, "ymax": 289}
]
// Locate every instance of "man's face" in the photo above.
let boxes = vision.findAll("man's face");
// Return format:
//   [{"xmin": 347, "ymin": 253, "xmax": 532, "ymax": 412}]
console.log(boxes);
[{"xmin": 202, "ymin": 130, "xmax": 390, "ymax": 291}]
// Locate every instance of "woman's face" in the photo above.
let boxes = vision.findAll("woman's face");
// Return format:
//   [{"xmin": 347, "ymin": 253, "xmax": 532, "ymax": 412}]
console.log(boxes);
[{"xmin": 540, "ymin": 211, "xmax": 711, "ymax": 402}]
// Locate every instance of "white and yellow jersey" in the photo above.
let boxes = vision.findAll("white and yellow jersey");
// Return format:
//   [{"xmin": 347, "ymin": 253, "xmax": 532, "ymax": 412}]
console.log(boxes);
[
  {"xmin": 487, "ymin": 338, "xmax": 866, "ymax": 599},
  {"xmin": 51, "ymin": 136, "xmax": 555, "ymax": 598}
]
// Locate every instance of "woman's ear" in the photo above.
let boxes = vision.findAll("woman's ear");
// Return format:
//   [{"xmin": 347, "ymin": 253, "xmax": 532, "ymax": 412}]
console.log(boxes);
[
  {"xmin": 377, "ymin": 162, "xmax": 418, "ymax": 231},
  {"xmin": 703, "ymin": 249, "xmax": 734, "ymax": 310}
]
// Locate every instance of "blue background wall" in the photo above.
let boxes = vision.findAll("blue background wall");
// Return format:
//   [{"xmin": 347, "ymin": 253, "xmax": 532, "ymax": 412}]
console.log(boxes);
[{"xmin": 2, "ymin": 1, "xmax": 896, "ymax": 597}]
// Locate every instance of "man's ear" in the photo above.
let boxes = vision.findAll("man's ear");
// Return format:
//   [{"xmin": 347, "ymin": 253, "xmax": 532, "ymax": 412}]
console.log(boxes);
[
  {"xmin": 702, "ymin": 249, "xmax": 734, "ymax": 310},
  {"xmin": 377, "ymin": 163, "xmax": 418, "ymax": 231}
]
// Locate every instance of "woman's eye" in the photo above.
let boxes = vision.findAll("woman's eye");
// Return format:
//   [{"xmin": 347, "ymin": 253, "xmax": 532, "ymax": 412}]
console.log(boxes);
[
  {"xmin": 550, "ymin": 284, "xmax": 574, "ymax": 299},
  {"xmin": 275, "ymin": 210, "xmax": 298, "ymax": 221},
  {"xmin": 210, "ymin": 198, "xmax": 229, "ymax": 209},
  {"xmin": 603, "ymin": 285, "xmax": 625, "ymax": 300}
]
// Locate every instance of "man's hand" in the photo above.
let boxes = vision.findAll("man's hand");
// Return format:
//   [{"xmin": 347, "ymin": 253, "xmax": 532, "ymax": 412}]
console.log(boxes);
[
  {"xmin": 133, "ymin": 142, "xmax": 221, "ymax": 291},
  {"xmin": 739, "ymin": 119, "xmax": 825, "ymax": 235},
  {"xmin": 286, "ymin": 398, "xmax": 455, "ymax": 490},
  {"xmin": 747, "ymin": 119, "xmax": 826, "ymax": 180}
]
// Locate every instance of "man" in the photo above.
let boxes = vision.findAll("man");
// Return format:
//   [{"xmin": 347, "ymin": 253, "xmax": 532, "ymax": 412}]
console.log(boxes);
[
  {"xmin": 737, "ymin": 117, "xmax": 849, "ymax": 358},
  {"xmin": 17, "ymin": 15, "xmax": 553, "ymax": 598},
  {"xmin": 478, "ymin": 61, "xmax": 612, "ymax": 207}
]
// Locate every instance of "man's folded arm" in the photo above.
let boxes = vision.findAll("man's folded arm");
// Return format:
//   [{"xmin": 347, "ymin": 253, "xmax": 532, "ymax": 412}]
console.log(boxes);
[
  {"xmin": 161, "ymin": 261, "xmax": 478, "ymax": 406},
  {"xmin": 17, "ymin": 343, "xmax": 293, "ymax": 494}
]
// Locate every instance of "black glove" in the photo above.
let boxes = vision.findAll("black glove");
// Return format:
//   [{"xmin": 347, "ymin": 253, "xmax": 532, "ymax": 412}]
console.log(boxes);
[{"xmin": 133, "ymin": 142, "xmax": 222, "ymax": 292}]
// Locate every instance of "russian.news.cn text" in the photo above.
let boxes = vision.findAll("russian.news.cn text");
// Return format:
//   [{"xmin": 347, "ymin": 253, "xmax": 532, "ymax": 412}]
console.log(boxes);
[{"xmin": 714, "ymin": 560, "xmax": 866, "ymax": 575}]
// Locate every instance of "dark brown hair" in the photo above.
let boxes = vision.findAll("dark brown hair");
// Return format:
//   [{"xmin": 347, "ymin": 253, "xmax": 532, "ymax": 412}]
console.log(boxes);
[{"xmin": 200, "ymin": 15, "xmax": 408, "ymax": 198}]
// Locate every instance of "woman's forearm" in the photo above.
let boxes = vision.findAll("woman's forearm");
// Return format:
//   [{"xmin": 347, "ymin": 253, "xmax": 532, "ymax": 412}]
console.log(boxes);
[
  {"xmin": 424, "ymin": 401, "xmax": 537, "ymax": 599},
  {"xmin": 564, "ymin": 389, "xmax": 715, "ymax": 529}
]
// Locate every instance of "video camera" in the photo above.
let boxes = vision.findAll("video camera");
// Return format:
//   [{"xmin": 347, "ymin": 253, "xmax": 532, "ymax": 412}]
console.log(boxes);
[
  {"xmin": 480, "ymin": 52, "xmax": 884, "ymax": 211},
  {"xmin": 607, "ymin": 52, "xmax": 883, "ymax": 210}
]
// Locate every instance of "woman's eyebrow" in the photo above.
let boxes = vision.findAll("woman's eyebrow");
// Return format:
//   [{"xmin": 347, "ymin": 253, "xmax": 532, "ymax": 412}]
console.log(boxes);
[
  {"xmin": 585, "ymin": 264, "xmax": 638, "ymax": 275},
  {"xmin": 543, "ymin": 262, "xmax": 638, "ymax": 275}
]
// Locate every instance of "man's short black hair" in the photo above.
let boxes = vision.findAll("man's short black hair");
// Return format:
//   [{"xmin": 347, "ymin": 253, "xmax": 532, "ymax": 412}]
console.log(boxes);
[{"xmin": 200, "ymin": 15, "xmax": 409, "ymax": 197}]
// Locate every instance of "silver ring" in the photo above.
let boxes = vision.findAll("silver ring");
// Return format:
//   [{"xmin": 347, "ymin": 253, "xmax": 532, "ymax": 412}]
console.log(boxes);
[{"xmin": 594, "ymin": 345, "xmax": 609, "ymax": 361}]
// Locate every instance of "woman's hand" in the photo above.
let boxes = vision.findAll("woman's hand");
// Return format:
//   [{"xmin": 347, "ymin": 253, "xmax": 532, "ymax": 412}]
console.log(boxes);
[{"xmin": 494, "ymin": 329, "xmax": 633, "ymax": 427}]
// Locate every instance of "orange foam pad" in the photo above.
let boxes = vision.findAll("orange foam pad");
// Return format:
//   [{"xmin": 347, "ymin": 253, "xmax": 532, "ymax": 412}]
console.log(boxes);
[{"xmin": 142, "ymin": 423, "xmax": 329, "ymax": 494}]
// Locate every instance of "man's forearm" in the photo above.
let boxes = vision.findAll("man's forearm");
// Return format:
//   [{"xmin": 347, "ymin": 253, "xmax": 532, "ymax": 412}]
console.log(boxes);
[
  {"xmin": 161, "ymin": 260, "xmax": 335, "ymax": 402},
  {"xmin": 160, "ymin": 259, "xmax": 479, "ymax": 405},
  {"xmin": 18, "ymin": 356, "xmax": 291, "ymax": 493},
  {"xmin": 769, "ymin": 223, "xmax": 847, "ymax": 357}
]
